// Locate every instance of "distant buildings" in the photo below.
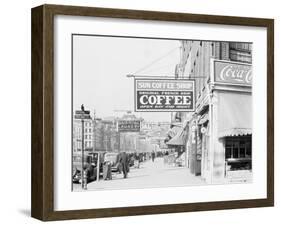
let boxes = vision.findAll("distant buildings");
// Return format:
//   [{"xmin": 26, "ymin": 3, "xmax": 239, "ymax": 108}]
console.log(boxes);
[{"xmin": 73, "ymin": 110, "xmax": 170, "ymax": 154}]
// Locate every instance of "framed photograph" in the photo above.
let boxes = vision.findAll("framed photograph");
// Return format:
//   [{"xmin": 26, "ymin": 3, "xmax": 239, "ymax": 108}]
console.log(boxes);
[{"xmin": 31, "ymin": 4, "xmax": 274, "ymax": 221}]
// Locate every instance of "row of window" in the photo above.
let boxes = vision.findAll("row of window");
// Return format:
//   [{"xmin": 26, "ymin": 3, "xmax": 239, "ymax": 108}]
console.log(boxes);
[
  {"xmin": 84, "ymin": 122, "xmax": 92, "ymax": 127},
  {"xmin": 75, "ymin": 127, "xmax": 93, "ymax": 132},
  {"xmin": 190, "ymin": 42, "xmax": 252, "ymax": 71},
  {"xmin": 229, "ymin": 49, "xmax": 252, "ymax": 63},
  {"xmin": 74, "ymin": 134, "xmax": 93, "ymax": 139},
  {"xmin": 185, "ymin": 41, "xmax": 252, "ymax": 101},
  {"xmin": 85, "ymin": 135, "xmax": 92, "ymax": 139},
  {"xmin": 85, "ymin": 128, "xmax": 92, "ymax": 132},
  {"xmin": 225, "ymin": 136, "xmax": 252, "ymax": 159},
  {"xmin": 229, "ymin": 42, "xmax": 252, "ymax": 52},
  {"xmin": 75, "ymin": 141, "xmax": 93, "ymax": 148}
]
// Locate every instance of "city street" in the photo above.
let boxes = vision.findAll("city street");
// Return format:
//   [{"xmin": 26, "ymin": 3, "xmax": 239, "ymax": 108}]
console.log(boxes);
[{"xmin": 73, "ymin": 157, "xmax": 205, "ymax": 191}]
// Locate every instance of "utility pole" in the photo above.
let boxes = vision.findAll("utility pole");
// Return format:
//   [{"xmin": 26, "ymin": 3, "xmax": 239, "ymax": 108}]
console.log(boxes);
[
  {"xmin": 93, "ymin": 109, "xmax": 100, "ymax": 182},
  {"xmin": 75, "ymin": 105, "xmax": 94, "ymax": 190},
  {"xmin": 80, "ymin": 104, "xmax": 87, "ymax": 190},
  {"xmin": 93, "ymin": 109, "xmax": 96, "ymax": 153}
]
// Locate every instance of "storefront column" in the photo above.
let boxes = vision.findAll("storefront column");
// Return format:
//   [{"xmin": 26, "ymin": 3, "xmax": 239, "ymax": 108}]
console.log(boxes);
[
  {"xmin": 210, "ymin": 91, "xmax": 225, "ymax": 183},
  {"xmin": 205, "ymin": 96, "xmax": 214, "ymax": 183},
  {"xmin": 189, "ymin": 120, "xmax": 197, "ymax": 174}
]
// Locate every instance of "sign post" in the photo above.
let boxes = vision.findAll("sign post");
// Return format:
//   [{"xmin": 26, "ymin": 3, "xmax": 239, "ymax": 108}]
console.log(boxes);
[
  {"xmin": 81, "ymin": 117, "xmax": 86, "ymax": 189},
  {"xmin": 75, "ymin": 105, "xmax": 92, "ymax": 190}
]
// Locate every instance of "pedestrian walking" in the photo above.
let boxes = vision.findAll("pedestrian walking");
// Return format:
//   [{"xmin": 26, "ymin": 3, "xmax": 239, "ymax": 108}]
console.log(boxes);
[
  {"xmin": 119, "ymin": 151, "xmax": 129, "ymax": 178},
  {"xmin": 134, "ymin": 153, "xmax": 140, "ymax": 168},
  {"xmin": 103, "ymin": 161, "xmax": 112, "ymax": 180},
  {"xmin": 151, "ymin": 151, "xmax": 155, "ymax": 162}
]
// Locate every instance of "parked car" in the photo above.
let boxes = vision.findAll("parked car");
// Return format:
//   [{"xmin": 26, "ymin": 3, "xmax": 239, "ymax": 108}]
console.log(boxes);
[
  {"xmin": 128, "ymin": 153, "xmax": 135, "ymax": 167},
  {"xmin": 104, "ymin": 152, "xmax": 122, "ymax": 173},
  {"xmin": 88, "ymin": 151, "xmax": 106, "ymax": 175},
  {"xmin": 72, "ymin": 162, "xmax": 97, "ymax": 184},
  {"xmin": 72, "ymin": 152, "xmax": 105, "ymax": 184}
]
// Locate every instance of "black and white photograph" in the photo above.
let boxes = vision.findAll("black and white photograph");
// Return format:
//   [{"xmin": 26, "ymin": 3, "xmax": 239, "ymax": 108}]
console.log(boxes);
[{"xmin": 72, "ymin": 35, "xmax": 253, "ymax": 191}]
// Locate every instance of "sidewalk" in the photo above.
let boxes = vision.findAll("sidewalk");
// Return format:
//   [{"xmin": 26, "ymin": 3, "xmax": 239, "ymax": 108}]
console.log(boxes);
[{"xmin": 73, "ymin": 157, "xmax": 206, "ymax": 191}]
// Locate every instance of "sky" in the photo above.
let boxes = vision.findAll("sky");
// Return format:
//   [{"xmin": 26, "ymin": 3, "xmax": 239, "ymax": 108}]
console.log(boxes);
[{"xmin": 73, "ymin": 35, "xmax": 181, "ymax": 122}]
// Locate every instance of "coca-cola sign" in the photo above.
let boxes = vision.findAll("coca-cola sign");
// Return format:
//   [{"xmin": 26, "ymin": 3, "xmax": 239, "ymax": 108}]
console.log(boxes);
[{"xmin": 214, "ymin": 60, "xmax": 252, "ymax": 86}]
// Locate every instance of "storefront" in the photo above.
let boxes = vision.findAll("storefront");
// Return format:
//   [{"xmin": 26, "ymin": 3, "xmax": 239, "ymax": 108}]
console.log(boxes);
[
  {"xmin": 165, "ymin": 121, "xmax": 188, "ymax": 166},
  {"xmin": 187, "ymin": 59, "xmax": 252, "ymax": 184},
  {"xmin": 217, "ymin": 91, "xmax": 252, "ymax": 183},
  {"xmin": 185, "ymin": 108, "xmax": 210, "ymax": 177}
]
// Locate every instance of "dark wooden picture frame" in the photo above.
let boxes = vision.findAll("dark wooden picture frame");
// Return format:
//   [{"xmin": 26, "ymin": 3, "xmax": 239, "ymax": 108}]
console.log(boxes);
[{"xmin": 31, "ymin": 4, "xmax": 274, "ymax": 221}]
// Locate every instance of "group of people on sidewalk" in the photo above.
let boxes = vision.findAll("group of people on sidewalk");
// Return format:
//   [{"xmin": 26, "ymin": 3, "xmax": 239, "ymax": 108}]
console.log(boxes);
[{"xmin": 103, "ymin": 150, "xmax": 159, "ymax": 180}]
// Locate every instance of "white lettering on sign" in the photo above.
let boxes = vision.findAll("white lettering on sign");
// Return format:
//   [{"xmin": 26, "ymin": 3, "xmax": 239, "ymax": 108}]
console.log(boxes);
[
  {"xmin": 135, "ymin": 79, "xmax": 195, "ymax": 112},
  {"xmin": 137, "ymin": 80, "xmax": 193, "ymax": 90},
  {"xmin": 215, "ymin": 61, "xmax": 252, "ymax": 85},
  {"xmin": 139, "ymin": 94, "xmax": 191, "ymax": 105}
]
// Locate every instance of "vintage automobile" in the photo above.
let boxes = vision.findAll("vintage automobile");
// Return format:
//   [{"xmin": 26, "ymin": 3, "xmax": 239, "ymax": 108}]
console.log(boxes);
[
  {"xmin": 103, "ymin": 152, "xmax": 123, "ymax": 173},
  {"xmin": 72, "ymin": 162, "xmax": 97, "ymax": 184},
  {"xmin": 72, "ymin": 152, "xmax": 105, "ymax": 184}
]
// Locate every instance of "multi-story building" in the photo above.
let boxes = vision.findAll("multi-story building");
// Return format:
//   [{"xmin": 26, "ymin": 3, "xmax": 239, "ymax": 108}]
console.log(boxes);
[
  {"xmin": 171, "ymin": 40, "xmax": 252, "ymax": 184},
  {"xmin": 101, "ymin": 118, "xmax": 119, "ymax": 152},
  {"xmin": 73, "ymin": 110, "xmax": 94, "ymax": 154}
]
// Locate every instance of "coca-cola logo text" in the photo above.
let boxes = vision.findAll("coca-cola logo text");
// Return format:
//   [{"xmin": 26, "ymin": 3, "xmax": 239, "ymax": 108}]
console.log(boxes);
[{"xmin": 215, "ymin": 62, "xmax": 252, "ymax": 85}]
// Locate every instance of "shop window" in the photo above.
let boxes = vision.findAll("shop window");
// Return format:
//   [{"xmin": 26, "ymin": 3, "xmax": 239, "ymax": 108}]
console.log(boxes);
[
  {"xmin": 225, "ymin": 135, "xmax": 252, "ymax": 171},
  {"xmin": 225, "ymin": 143, "xmax": 232, "ymax": 159},
  {"xmin": 243, "ymin": 141, "xmax": 251, "ymax": 157},
  {"xmin": 233, "ymin": 141, "xmax": 239, "ymax": 158}
]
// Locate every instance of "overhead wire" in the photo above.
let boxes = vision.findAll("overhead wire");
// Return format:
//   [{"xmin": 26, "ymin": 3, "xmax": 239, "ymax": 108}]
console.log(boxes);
[
  {"xmin": 139, "ymin": 63, "xmax": 177, "ymax": 74},
  {"xmin": 132, "ymin": 46, "xmax": 179, "ymax": 75}
]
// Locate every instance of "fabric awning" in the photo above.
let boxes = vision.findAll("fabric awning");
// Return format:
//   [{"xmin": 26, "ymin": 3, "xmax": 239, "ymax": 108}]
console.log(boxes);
[
  {"xmin": 167, "ymin": 124, "xmax": 182, "ymax": 138},
  {"xmin": 218, "ymin": 92, "xmax": 252, "ymax": 138},
  {"xmin": 166, "ymin": 127, "xmax": 187, "ymax": 146},
  {"xmin": 166, "ymin": 120, "xmax": 189, "ymax": 145},
  {"xmin": 198, "ymin": 113, "xmax": 209, "ymax": 125},
  {"xmin": 219, "ymin": 128, "xmax": 252, "ymax": 137}
]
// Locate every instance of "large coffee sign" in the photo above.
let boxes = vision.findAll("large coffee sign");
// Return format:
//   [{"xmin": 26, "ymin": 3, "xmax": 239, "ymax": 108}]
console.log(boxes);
[
  {"xmin": 135, "ymin": 79, "xmax": 195, "ymax": 112},
  {"xmin": 214, "ymin": 60, "xmax": 252, "ymax": 85},
  {"xmin": 118, "ymin": 120, "xmax": 141, "ymax": 132}
]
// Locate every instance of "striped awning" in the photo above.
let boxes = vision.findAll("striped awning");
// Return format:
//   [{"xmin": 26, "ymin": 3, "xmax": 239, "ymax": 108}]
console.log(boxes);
[{"xmin": 219, "ymin": 128, "xmax": 252, "ymax": 138}]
